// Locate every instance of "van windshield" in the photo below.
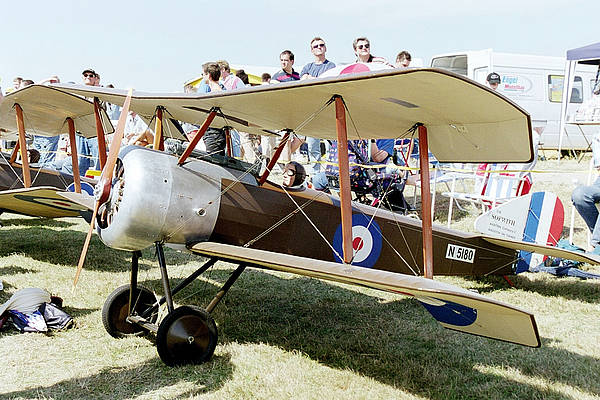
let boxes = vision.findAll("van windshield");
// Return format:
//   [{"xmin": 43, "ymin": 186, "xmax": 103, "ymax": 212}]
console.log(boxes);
[
  {"xmin": 548, "ymin": 75, "xmax": 583, "ymax": 103},
  {"xmin": 431, "ymin": 56, "xmax": 468, "ymax": 76}
]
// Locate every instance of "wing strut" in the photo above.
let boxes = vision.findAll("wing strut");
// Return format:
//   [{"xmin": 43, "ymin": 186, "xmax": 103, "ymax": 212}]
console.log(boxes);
[
  {"xmin": 224, "ymin": 127, "xmax": 233, "ymax": 158},
  {"xmin": 153, "ymin": 106, "xmax": 165, "ymax": 151},
  {"xmin": 93, "ymin": 98, "xmax": 108, "ymax": 169},
  {"xmin": 9, "ymin": 139, "xmax": 20, "ymax": 164},
  {"xmin": 334, "ymin": 95, "xmax": 354, "ymax": 264},
  {"xmin": 417, "ymin": 124, "xmax": 434, "ymax": 279},
  {"xmin": 178, "ymin": 107, "xmax": 218, "ymax": 165},
  {"xmin": 66, "ymin": 118, "xmax": 82, "ymax": 193},
  {"xmin": 258, "ymin": 130, "xmax": 291, "ymax": 186},
  {"xmin": 14, "ymin": 104, "xmax": 31, "ymax": 188}
]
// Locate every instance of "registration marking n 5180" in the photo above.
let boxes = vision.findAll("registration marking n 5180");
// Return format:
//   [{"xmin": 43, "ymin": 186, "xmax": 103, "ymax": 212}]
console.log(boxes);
[{"xmin": 446, "ymin": 244, "xmax": 475, "ymax": 263}]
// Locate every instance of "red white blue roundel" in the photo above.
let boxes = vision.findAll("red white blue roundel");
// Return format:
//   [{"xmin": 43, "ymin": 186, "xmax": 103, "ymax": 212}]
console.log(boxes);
[
  {"xmin": 67, "ymin": 181, "xmax": 95, "ymax": 196},
  {"xmin": 333, "ymin": 214, "xmax": 382, "ymax": 268}
]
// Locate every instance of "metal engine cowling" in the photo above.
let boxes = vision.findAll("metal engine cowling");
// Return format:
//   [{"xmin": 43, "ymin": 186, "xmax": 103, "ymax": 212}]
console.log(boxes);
[{"xmin": 97, "ymin": 146, "xmax": 257, "ymax": 251}]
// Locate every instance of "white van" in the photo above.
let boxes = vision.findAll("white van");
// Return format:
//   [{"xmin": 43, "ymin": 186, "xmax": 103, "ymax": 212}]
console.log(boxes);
[{"xmin": 430, "ymin": 49, "xmax": 599, "ymax": 150}]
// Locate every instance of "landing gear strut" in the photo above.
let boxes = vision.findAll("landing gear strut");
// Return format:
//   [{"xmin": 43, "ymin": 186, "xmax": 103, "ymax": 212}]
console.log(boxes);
[{"xmin": 102, "ymin": 242, "xmax": 246, "ymax": 366}]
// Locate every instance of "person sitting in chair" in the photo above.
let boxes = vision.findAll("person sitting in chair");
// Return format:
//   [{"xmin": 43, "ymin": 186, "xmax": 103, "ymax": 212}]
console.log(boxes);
[
  {"xmin": 572, "ymin": 136, "xmax": 600, "ymax": 254},
  {"xmin": 282, "ymin": 161, "xmax": 307, "ymax": 189},
  {"xmin": 311, "ymin": 139, "xmax": 411, "ymax": 212}
]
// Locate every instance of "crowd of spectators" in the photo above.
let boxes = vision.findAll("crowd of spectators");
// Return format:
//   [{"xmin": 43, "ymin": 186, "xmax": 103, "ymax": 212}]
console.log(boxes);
[
  {"xmin": 6, "ymin": 39, "xmax": 600, "ymax": 257},
  {"xmin": 0, "ymin": 36, "xmax": 413, "ymax": 190}
]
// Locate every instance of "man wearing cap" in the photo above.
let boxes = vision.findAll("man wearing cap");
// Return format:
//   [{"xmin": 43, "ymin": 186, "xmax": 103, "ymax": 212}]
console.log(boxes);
[
  {"xmin": 83, "ymin": 69, "xmax": 103, "ymax": 171},
  {"xmin": 53, "ymin": 68, "xmax": 102, "ymax": 175},
  {"xmin": 82, "ymin": 68, "xmax": 98, "ymax": 86},
  {"xmin": 486, "ymin": 72, "xmax": 501, "ymax": 90}
]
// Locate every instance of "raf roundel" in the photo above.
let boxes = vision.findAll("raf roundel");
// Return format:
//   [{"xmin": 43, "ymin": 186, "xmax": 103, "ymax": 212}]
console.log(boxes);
[{"xmin": 333, "ymin": 214, "xmax": 382, "ymax": 268}]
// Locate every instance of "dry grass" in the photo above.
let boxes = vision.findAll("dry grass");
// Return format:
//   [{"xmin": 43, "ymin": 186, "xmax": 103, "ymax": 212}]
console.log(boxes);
[{"xmin": 0, "ymin": 154, "xmax": 599, "ymax": 400}]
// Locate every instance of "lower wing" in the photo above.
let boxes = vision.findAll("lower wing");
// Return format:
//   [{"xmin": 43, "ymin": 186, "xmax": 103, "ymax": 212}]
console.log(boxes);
[
  {"xmin": 0, "ymin": 186, "xmax": 88, "ymax": 218},
  {"xmin": 190, "ymin": 241, "xmax": 541, "ymax": 347}
]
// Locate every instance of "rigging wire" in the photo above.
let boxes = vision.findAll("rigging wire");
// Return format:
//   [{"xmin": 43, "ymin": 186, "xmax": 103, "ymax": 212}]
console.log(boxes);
[
  {"xmin": 340, "ymin": 99, "xmax": 422, "ymax": 274},
  {"xmin": 0, "ymin": 150, "xmax": 25, "ymax": 188},
  {"xmin": 21, "ymin": 111, "xmax": 47, "ymax": 186}
]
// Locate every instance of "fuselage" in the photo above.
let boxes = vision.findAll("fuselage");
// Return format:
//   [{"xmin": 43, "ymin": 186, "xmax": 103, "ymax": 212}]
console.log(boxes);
[
  {"xmin": 0, "ymin": 154, "xmax": 77, "ymax": 192},
  {"xmin": 98, "ymin": 146, "xmax": 516, "ymax": 276}
]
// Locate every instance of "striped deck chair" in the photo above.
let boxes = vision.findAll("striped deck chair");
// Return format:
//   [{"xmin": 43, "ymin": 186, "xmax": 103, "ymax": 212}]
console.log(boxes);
[{"xmin": 442, "ymin": 163, "xmax": 533, "ymax": 223}]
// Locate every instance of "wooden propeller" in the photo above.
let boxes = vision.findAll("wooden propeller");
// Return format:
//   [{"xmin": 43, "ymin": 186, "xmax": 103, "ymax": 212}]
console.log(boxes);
[{"xmin": 73, "ymin": 89, "xmax": 133, "ymax": 288}]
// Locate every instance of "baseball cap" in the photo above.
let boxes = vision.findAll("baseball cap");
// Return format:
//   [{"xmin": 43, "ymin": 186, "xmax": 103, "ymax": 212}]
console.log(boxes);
[
  {"xmin": 486, "ymin": 72, "xmax": 501, "ymax": 84},
  {"xmin": 82, "ymin": 68, "xmax": 97, "ymax": 77}
]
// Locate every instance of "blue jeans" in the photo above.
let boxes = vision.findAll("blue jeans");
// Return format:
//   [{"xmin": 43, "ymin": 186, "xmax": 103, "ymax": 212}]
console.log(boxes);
[
  {"xmin": 53, "ymin": 136, "xmax": 93, "ymax": 176},
  {"xmin": 572, "ymin": 176, "xmax": 600, "ymax": 248},
  {"xmin": 87, "ymin": 137, "xmax": 100, "ymax": 170},
  {"xmin": 306, "ymin": 136, "xmax": 322, "ymax": 175},
  {"xmin": 32, "ymin": 135, "xmax": 60, "ymax": 168},
  {"xmin": 311, "ymin": 172, "xmax": 329, "ymax": 191},
  {"xmin": 230, "ymin": 130, "xmax": 241, "ymax": 158}
]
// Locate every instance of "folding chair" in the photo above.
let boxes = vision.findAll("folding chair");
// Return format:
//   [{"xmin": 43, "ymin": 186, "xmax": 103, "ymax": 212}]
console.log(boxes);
[{"xmin": 442, "ymin": 163, "xmax": 533, "ymax": 226}]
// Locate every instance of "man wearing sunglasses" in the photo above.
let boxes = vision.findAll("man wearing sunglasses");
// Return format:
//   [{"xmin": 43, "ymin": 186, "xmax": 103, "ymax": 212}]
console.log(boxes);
[
  {"xmin": 53, "ymin": 68, "xmax": 103, "ymax": 175},
  {"xmin": 299, "ymin": 37, "xmax": 337, "ymax": 177},
  {"xmin": 353, "ymin": 37, "xmax": 388, "ymax": 64},
  {"xmin": 300, "ymin": 37, "xmax": 336, "ymax": 80},
  {"xmin": 82, "ymin": 68, "xmax": 99, "ymax": 86}
]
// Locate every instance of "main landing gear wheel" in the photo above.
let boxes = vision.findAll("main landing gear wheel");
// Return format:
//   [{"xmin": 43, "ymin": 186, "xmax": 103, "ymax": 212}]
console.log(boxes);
[
  {"xmin": 156, "ymin": 305, "xmax": 218, "ymax": 366},
  {"xmin": 102, "ymin": 284, "xmax": 158, "ymax": 338}
]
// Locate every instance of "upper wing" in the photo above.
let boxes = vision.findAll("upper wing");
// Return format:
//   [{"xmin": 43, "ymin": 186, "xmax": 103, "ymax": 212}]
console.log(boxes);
[
  {"xmin": 0, "ymin": 186, "xmax": 89, "ymax": 218},
  {"xmin": 0, "ymin": 85, "xmax": 114, "ymax": 138},
  {"xmin": 189, "ymin": 241, "xmax": 540, "ymax": 347},
  {"xmin": 52, "ymin": 68, "xmax": 533, "ymax": 163}
]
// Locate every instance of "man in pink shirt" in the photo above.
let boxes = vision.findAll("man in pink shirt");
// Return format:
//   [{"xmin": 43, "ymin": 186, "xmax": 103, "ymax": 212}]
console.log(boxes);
[
  {"xmin": 216, "ymin": 60, "xmax": 245, "ymax": 157},
  {"xmin": 217, "ymin": 60, "xmax": 245, "ymax": 90}
]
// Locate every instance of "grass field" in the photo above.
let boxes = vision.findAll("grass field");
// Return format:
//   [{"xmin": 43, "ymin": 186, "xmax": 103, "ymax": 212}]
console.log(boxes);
[{"xmin": 0, "ymin": 154, "xmax": 599, "ymax": 400}]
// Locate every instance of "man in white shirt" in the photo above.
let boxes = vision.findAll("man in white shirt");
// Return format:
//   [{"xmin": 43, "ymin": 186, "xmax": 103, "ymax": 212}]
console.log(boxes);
[{"xmin": 124, "ymin": 111, "xmax": 154, "ymax": 147}]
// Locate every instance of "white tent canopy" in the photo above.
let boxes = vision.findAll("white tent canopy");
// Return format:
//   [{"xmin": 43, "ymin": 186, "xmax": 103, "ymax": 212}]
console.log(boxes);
[{"xmin": 558, "ymin": 42, "xmax": 600, "ymax": 155}]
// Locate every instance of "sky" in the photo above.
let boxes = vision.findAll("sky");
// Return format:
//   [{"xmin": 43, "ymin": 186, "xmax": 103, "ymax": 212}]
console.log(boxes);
[{"xmin": 1, "ymin": 0, "xmax": 598, "ymax": 92}]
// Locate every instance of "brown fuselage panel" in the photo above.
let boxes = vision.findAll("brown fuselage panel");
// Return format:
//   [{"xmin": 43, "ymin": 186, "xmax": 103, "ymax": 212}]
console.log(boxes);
[{"xmin": 209, "ymin": 179, "xmax": 515, "ymax": 276}]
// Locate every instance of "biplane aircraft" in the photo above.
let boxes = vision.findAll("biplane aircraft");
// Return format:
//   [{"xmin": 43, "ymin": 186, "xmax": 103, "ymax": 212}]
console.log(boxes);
[
  {"xmin": 0, "ymin": 85, "xmax": 116, "ymax": 218},
  {"xmin": 41, "ymin": 68, "xmax": 599, "ymax": 366}
]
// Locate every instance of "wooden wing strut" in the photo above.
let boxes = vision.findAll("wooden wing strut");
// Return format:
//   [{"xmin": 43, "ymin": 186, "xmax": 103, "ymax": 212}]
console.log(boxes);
[
  {"xmin": 334, "ymin": 96, "xmax": 353, "ymax": 264},
  {"xmin": 66, "ymin": 118, "xmax": 81, "ymax": 193},
  {"xmin": 93, "ymin": 98, "xmax": 107, "ymax": 169},
  {"xmin": 153, "ymin": 106, "xmax": 164, "ymax": 151},
  {"xmin": 178, "ymin": 108, "xmax": 218, "ymax": 165},
  {"xmin": 14, "ymin": 104, "xmax": 31, "ymax": 188},
  {"xmin": 418, "ymin": 124, "xmax": 434, "ymax": 279},
  {"xmin": 258, "ymin": 131, "xmax": 291, "ymax": 186}
]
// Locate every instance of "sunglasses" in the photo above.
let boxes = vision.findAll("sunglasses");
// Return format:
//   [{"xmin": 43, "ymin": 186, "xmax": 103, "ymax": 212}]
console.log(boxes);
[
  {"xmin": 312, "ymin": 43, "xmax": 325, "ymax": 49},
  {"xmin": 357, "ymin": 44, "xmax": 370, "ymax": 50},
  {"xmin": 83, "ymin": 73, "xmax": 95, "ymax": 78}
]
